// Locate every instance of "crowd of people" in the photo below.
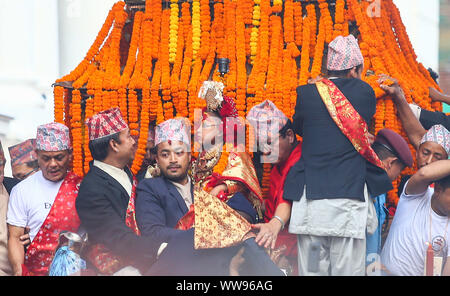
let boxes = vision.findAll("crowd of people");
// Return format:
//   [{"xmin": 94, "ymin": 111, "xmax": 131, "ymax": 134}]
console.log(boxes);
[{"xmin": 0, "ymin": 34, "xmax": 449, "ymax": 277}]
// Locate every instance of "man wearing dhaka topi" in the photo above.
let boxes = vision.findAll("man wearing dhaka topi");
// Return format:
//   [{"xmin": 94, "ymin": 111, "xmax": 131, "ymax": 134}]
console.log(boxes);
[
  {"xmin": 283, "ymin": 35, "xmax": 392, "ymax": 276},
  {"xmin": 7, "ymin": 123, "xmax": 82, "ymax": 276}
]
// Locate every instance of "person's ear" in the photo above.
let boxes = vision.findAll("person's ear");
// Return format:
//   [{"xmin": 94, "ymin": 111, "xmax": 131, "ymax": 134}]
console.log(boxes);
[
  {"xmin": 109, "ymin": 138, "xmax": 119, "ymax": 153},
  {"xmin": 348, "ymin": 67, "xmax": 358, "ymax": 79},
  {"xmin": 287, "ymin": 129, "xmax": 295, "ymax": 145},
  {"xmin": 67, "ymin": 149, "xmax": 74, "ymax": 162}
]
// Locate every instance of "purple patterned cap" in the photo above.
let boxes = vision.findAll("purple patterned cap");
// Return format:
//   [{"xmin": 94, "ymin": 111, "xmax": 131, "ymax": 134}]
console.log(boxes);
[
  {"xmin": 36, "ymin": 123, "xmax": 72, "ymax": 151},
  {"xmin": 327, "ymin": 35, "xmax": 364, "ymax": 71},
  {"xmin": 155, "ymin": 118, "xmax": 190, "ymax": 147},
  {"xmin": 420, "ymin": 124, "xmax": 450, "ymax": 156}
]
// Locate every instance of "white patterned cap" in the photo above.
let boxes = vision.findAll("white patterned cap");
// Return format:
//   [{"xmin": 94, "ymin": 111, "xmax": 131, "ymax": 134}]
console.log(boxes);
[
  {"xmin": 420, "ymin": 124, "xmax": 450, "ymax": 156},
  {"xmin": 155, "ymin": 118, "xmax": 191, "ymax": 147}
]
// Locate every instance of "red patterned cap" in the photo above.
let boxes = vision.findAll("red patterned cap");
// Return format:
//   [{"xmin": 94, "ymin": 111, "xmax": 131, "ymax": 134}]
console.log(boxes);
[
  {"xmin": 86, "ymin": 108, "xmax": 129, "ymax": 141},
  {"xmin": 8, "ymin": 139, "xmax": 37, "ymax": 168}
]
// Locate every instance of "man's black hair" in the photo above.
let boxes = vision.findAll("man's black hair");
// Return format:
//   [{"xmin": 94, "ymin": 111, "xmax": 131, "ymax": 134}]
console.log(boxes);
[
  {"xmin": 279, "ymin": 119, "xmax": 296, "ymax": 139},
  {"xmin": 372, "ymin": 142, "xmax": 397, "ymax": 161},
  {"xmin": 327, "ymin": 64, "xmax": 363, "ymax": 78},
  {"xmin": 88, "ymin": 132, "xmax": 122, "ymax": 161},
  {"xmin": 427, "ymin": 68, "xmax": 439, "ymax": 84},
  {"xmin": 435, "ymin": 174, "xmax": 450, "ymax": 190}
]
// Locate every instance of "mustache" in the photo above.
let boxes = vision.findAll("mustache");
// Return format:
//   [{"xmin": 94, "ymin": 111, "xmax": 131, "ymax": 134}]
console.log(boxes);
[{"xmin": 167, "ymin": 165, "xmax": 181, "ymax": 169}]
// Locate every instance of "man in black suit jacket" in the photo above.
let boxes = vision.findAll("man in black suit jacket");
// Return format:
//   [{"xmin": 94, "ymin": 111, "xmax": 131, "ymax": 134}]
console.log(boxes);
[
  {"xmin": 76, "ymin": 108, "xmax": 161, "ymax": 275},
  {"xmin": 284, "ymin": 35, "xmax": 392, "ymax": 276}
]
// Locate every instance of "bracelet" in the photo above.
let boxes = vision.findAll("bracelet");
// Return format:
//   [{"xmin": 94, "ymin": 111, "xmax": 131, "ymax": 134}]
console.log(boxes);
[{"xmin": 272, "ymin": 215, "xmax": 285, "ymax": 230}]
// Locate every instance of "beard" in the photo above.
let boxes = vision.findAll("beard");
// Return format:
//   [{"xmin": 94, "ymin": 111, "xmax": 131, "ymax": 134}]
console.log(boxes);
[{"xmin": 162, "ymin": 166, "xmax": 189, "ymax": 183}]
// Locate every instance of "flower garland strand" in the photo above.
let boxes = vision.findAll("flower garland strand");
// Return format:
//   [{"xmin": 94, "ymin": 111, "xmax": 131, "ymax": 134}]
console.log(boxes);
[
  {"xmin": 54, "ymin": 86, "xmax": 65, "ymax": 124},
  {"xmin": 83, "ymin": 97, "xmax": 94, "ymax": 173},
  {"xmin": 161, "ymin": 8, "xmax": 174, "ymax": 120},
  {"xmin": 70, "ymin": 89, "xmax": 83, "ymax": 176},
  {"xmin": 192, "ymin": 0, "xmax": 201, "ymax": 62},
  {"xmin": 299, "ymin": 10, "xmax": 311, "ymax": 85},
  {"xmin": 250, "ymin": 0, "xmax": 261, "ymax": 64},
  {"xmin": 169, "ymin": 0, "xmax": 179, "ymax": 64}
]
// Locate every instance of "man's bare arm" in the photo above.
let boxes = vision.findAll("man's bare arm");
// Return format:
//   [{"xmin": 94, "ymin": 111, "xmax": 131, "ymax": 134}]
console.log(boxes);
[
  {"xmin": 406, "ymin": 159, "xmax": 450, "ymax": 195},
  {"xmin": 379, "ymin": 75, "xmax": 427, "ymax": 150},
  {"xmin": 7, "ymin": 225, "xmax": 26, "ymax": 276},
  {"xmin": 429, "ymin": 87, "xmax": 450, "ymax": 105}
]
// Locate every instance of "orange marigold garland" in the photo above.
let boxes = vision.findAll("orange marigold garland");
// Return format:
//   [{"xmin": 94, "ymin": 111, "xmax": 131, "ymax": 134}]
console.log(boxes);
[
  {"xmin": 236, "ymin": 1, "xmax": 247, "ymax": 118},
  {"xmin": 199, "ymin": 0, "xmax": 211, "ymax": 60},
  {"xmin": 333, "ymin": 0, "xmax": 346, "ymax": 39},
  {"xmin": 128, "ymin": 90, "xmax": 139, "ymax": 136},
  {"xmin": 250, "ymin": 0, "xmax": 261, "ymax": 64},
  {"xmin": 307, "ymin": 4, "xmax": 317, "ymax": 58},
  {"xmin": 310, "ymin": 3, "xmax": 326, "ymax": 79},
  {"xmin": 53, "ymin": 0, "xmax": 443, "ymax": 180},
  {"xmin": 169, "ymin": 0, "xmax": 179, "ymax": 64},
  {"xmin": 293, "ymin": 1, "xmax": 303, "ymax": 47},
  {"xmin": 283, "ymin": 0, "xmax": 294, "ymax": 44},
  {"xmin": 299, "ymin": 11, "xmax": 311, "ymax": 85},
  {"xmin": 84, "ymin": 97, "xmax": 94, "ymax": 173},
  {"xmin": 131, "ymin": 86, "xmax": 151, "ymax": 175},
  {"xmin": 192, "ymin": 0, "xmax": 201, "ymax": 62},
  {"xmin": 56, "ymin": 2, "xmax": 123, "ymax": 83},
  {"xmin": 161, "ymin": 8, "xmax": 173, "ymax": 120},
  {"xmin": 54, "ymin": 86, "xmax": 65, "ymax": 124},
  {"xmin": 70, "ymin": 89, "xmax": 83, "ymax": 176}
]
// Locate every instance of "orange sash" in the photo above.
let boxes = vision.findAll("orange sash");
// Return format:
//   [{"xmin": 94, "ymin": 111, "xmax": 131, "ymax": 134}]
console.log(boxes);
[
  {"xmin": 85, "ymin": 176, "xmax": 140, "ymax": 275},
  {"xmin": 315, "ymin": 78, "xmax": 384, "ymax": 169},
  {"xmin": 23, "ymin": 172, "xmax": 82, "ymax": 276}
]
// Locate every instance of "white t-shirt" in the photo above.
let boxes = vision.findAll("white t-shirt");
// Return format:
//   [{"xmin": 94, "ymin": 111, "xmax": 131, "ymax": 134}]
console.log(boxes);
[
  {"xmin": 381, "ymin": 181, "xmax": 450, "ymax": 276},
  {"xmin": 7, "ymin": 171, "xmax": 63, "ymax": 242}
]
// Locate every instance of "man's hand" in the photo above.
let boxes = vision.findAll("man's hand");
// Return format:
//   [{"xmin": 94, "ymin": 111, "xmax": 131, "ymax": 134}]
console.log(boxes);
[
  {"xmin": 252, "ymin": 219, "xmax": 283, "ymax": 250},
  {"xmin": 209, "ymin": 184, "xmax": 227, "ymax": 197},
  {"xmin": 308, "ymin": 76, "xmax": 323, "ymax": 84},
  {"xmin": 19, "ymin": 227, "xmax": 31, "ymax": 247},
  {"xmin": 378, "ymin": 74, "xmax": 403, "ymax": 98}
]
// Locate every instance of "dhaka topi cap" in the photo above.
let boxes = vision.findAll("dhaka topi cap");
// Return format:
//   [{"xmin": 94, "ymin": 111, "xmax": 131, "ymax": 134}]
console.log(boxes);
[
  {"xmin": 155, "ymin": 118, "xmax": 191, "ymax": 147},
  {"xmin": 327, "ymin": 35, "xmax": 364, "ymax": 71},
  {"xmin": 85, "ymin": 107, "xmax": 128, "ymax": 141},
  {"xmin": 8, "ymin": 139, "xmax": 37, "ymax": 168},
  {"xmin": 375, "ymin": 129, "xmax": 413, "ymax": 167},
  {"xmin": 247, "ymin": 100, "xmax": 288, "ymax": 137},
  {"xmin": 420, "ymin": 124, "xmax": 450, "ymax": 156},
  {"xmin": 36, "ymin": 122, "xmax": 71, "ymax": 152}
]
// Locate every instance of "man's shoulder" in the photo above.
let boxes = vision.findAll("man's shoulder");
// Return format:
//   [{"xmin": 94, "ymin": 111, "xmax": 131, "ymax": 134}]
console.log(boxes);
[
  {"xmin": 297, "ymin": 83, "xmax": 317, "ymax": 93},
  {"xmin": 10, "ymin": 171, "xmax": 41, "ymax": 193},
  {"xmin": 138, "ymin": 176, "xmax": 168, "ymax": 191},
  {"xmin": 339, "ymin": 78, "xmax": 375, "ymax": 94}
]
